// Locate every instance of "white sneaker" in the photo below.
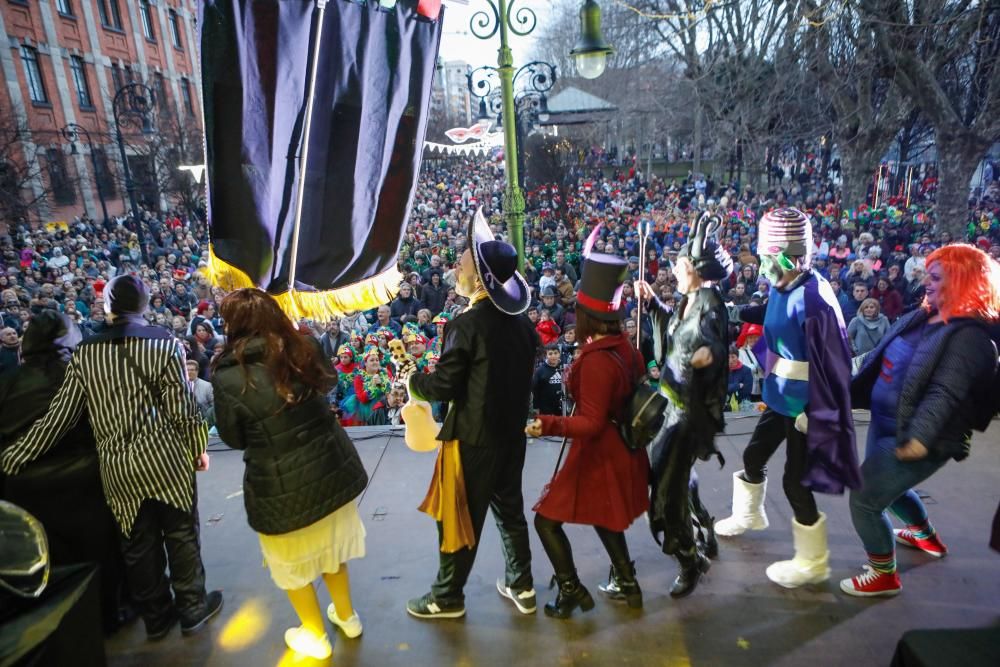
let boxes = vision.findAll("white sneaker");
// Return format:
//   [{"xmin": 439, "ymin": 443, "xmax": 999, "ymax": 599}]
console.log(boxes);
[
  {"xmin": 284, "ymin": 626, "xmax": 332, "ymax": 659},
  {"xmin": 326, "ymin": 604, "xmax": 363, "ymax": 638},
  {"xmin": 495, "ymin": 578, "xmax": 537, "ymax": 614}
]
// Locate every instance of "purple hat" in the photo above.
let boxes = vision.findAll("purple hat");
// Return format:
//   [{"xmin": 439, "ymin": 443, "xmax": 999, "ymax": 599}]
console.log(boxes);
[{"xmin": 468, "ymin": 208, "xmax": 530, "ymax": 316}]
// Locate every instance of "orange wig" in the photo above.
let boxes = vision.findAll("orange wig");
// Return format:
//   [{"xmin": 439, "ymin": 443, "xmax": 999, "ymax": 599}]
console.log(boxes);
[{"xmin": 923, "ymin": 244, "xmax": 1000, "ymax": 322}]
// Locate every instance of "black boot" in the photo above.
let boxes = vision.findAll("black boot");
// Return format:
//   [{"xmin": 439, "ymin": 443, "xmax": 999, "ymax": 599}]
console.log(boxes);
[
  {"xmin": 698, "ymin": 519, "xmax": 719, "ymax": 559},
  {"xmin": 691, "ymin": 479, "xmax": 719, "ymax": 559},
  {"xmin": 669, "ymin": 551, "xmax": 711, "ymax": 598},
  {"xmin": 597, "ymin": 561, "xmax": 642, "ymax": 609},
  {"xmin": 544, "ymin": 574, "xmax": 595, "ymax": 619}
]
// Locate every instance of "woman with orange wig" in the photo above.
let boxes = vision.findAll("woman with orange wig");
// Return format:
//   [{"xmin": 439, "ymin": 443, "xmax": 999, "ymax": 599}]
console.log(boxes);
[{"xmin": 842, "ymin": 244, "xmax": 1000, "ymax": 597}]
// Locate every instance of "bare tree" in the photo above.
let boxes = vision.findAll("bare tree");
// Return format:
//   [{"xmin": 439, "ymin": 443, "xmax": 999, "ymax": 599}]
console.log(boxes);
[
  {"xmin": 803, "ymin": 1, "xmax": 912, "ymax": 207},
  {"xmin": 119, "ymin": 111, "xmax": 205, "ymax": 215},
  {"xmin": 862, "ymin": 0, "xmax": 1000, "ymax": 236},
  {"xmin": 0, "ymin": 108, "xmax": 56, "ymax": 224}
]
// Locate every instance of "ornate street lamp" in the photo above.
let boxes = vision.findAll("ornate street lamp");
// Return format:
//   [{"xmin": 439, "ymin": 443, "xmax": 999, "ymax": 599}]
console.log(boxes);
[
  {"xmin": 468, "ymin": 0, "xmax": 611, "ymax": 270},
  {"xmin": 467, "ymin": 61, "xmax": 556, "ymax": 190},
  {"xmin": 112, "ymin": 82, "xmax": 156, "ymax": 265},
  {"xmin": 61, "ymin": 122, "xmax": 109, "ymax": 225}
]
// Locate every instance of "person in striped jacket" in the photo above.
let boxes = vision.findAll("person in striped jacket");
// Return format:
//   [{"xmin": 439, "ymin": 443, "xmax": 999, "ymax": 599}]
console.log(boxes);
[{"xmin": 0, "ymin": 275, "xmax": 223, "ymax": 641}]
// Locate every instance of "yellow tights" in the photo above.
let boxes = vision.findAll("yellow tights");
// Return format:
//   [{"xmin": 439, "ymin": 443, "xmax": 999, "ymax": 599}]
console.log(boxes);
[{"xmin": 284, "ymin": 564, "xmax": 355, "ymax": 636}]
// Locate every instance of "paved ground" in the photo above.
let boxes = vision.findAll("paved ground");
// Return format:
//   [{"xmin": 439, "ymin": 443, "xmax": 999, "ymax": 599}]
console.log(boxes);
[{"xmin": 105, "ymin": 413, "xmax": 1000, "ymax": 667}]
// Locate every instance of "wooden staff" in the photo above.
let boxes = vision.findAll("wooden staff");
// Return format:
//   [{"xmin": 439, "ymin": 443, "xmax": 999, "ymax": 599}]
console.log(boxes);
[
  {"xmin": 873, "ymin": 164, "xmax": 883, "ymax": 209},
  {"xmin": 635, "ymin": 218, "xmax": 646, "ymax": 352},
  {"xmin": 905, "ymin": 166, "xmax": 914, "ymax": 207}
]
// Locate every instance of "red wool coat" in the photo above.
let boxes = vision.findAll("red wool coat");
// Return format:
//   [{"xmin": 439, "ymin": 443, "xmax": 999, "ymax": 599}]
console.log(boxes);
[{"xmin": 535, "ymin": 334, "xmax": 650, "ymax": 532}]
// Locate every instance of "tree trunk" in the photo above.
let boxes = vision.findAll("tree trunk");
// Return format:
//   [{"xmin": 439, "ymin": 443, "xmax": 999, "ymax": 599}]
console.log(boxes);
[
  {"xmin": 838, "ymin": 140, "xmax": 886, "ymax": 209},
  {"xmin": 935, "ymin": 134, "xmax": 985, "ymax": 240},
  {"xmin": 693, "ymin": 103, "xmax": 703, "ymax": 175}
]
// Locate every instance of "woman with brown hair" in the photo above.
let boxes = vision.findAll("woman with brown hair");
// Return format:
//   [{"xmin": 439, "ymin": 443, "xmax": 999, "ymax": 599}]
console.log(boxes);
[
  {"xmin": 212, "ymin": 289, "xmax": 369, "ymax": 659},
  {"xmin": 526, "ymin": 243, "xmax": 649, "ymax": 618}
]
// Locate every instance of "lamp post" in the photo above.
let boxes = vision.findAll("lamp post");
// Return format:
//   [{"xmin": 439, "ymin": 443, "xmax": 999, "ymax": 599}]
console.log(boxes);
[
  {"xmin": 61, "ymin": 123, "xmax": 109, "ymax": 225},
  {"xmin": 468, "ymin": 1, "xmax": 612, "ymax": 270},
  {"xmin": 112, "ymin": 82, "xmax": 156, "ymax": 265},
  {"xmin": 468, "ymin": 60, "xmax": 556, "ymax": 191}
]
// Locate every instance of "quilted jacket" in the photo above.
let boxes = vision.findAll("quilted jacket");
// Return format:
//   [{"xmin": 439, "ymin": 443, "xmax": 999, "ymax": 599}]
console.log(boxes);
[
  {"xmin": 212, "ymin": 338, "xmax": 368, "ymax": 535},
  {"xmin": 851, "ymin": 309, "xmax": 997, "ymax": 461}
]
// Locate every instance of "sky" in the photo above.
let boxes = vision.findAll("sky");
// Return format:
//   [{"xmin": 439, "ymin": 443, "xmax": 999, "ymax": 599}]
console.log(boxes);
[{"xmin": 436, "ymin": 0, "xmax": 552, "ymax": 68}]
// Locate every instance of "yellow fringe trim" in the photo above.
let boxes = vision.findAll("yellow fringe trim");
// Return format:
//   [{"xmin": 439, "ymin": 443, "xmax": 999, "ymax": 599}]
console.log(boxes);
[{"xmin": 202, "ymin": 245, "xmax": 402, "ymax": 322}]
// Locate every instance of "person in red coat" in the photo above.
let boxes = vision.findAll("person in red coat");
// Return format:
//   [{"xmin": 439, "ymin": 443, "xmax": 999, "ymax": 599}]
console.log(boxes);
[
  {"xmin": 526, "ymin": 246, "xmax": 650, "ymax": 619},
  {"xmin": 870, "ymin": 276, "xmax": 903, "ymax": 322}
]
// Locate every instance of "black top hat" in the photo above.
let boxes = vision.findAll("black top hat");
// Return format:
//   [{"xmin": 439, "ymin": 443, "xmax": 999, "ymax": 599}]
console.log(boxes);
[
  {"xmin": 468, "ymin": 208, "xmax": 530, "ymax": 316},
  {"xmin": 576, "ymin": 252, "xmax": 629, "ymax": 321}
]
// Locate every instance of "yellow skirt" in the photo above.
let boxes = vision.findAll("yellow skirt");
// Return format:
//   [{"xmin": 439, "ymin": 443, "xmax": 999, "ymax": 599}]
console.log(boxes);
[{"xmin": 257, "ymin": 501, "xmax": 366, "ymax": 590}]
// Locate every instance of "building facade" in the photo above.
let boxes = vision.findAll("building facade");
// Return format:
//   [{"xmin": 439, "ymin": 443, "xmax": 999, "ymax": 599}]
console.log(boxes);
[
  {"xmin": 431, "ymin": 59, "xmax": 471, "ymax": 130},
  {"xmin": 0, "ymin": 0, "xmax": 203, "ymax": 225}
]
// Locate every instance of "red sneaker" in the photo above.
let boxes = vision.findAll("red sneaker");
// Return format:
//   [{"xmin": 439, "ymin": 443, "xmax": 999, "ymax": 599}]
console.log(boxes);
[
  {"xmin": 894, "ymin": 529, "xmax": 948, "ymax": 558},
  {"xmin": 840, "ymin": 565, "xmax": 901, "ymax": 597}
]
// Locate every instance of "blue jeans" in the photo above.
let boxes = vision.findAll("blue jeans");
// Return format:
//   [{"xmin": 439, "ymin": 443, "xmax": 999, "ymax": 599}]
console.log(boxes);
[{"xmin": 848, "ymin": 414, "xmax": 946, "ymax": 555}]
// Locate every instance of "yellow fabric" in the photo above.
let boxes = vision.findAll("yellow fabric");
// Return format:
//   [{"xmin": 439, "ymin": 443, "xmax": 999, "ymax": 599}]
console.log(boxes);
[
  {"xmin": 203, "ymin": 245, "xmax": 402, "ymax": 322},
  {"xmin": 418, "ymin": 439, "xmax": 476, "ymax": 553}
]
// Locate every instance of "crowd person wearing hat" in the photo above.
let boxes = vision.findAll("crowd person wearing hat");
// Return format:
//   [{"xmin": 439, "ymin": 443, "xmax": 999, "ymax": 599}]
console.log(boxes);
[
  {"xmin": 735, "ymin": 323, "xmax": 765, "ymax": 401},
  {"xmin": 0, "ymin": 310, "xmax": 126, "ymax": 632},
  {"xmin": 211, "ymin": 289, "xmax": 369, "ymax": 659},
  {"xmin": 715, "ymin": 208, "xmax": 860, "ymax": 589},
  {"xmin": 635, "ymin": 213, "xmax": 732, "ymax": 597},
  {"xmin": 399, "ymin": 208, "xmax": 538, "ymax": 620},
  {"xmin": 0, "ymin": 274, "xmax": 222, "ymax": 640},
  {"xmin": 843, "ymin": 245, "xmax": 1000, "ymax": 597},
  {"xmin": 525, "ymin": 239, "xmax": 649, "ymax": 617}
]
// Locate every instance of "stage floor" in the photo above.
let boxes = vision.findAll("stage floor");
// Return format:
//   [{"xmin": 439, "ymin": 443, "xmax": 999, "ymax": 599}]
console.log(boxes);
[{"xmin": 105, "ymin": 413, "xmax": 1000, "ymax": 667}]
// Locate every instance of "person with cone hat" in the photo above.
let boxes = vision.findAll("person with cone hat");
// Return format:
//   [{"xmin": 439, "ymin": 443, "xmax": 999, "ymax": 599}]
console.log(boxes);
[
  {"xmin": 635, "ymin": 212, "xmax": 732, "ymax": 597},
  {"xmin": 526, "ymin": 228, "xmax": 650, "ymax": 618},
  {"xmin": 398, "ymin": 208, "xmax": 538, "ymax": 620},
  {"xmin": 713, "ymin": 207, "xmax": 860, "ymax": 589}
]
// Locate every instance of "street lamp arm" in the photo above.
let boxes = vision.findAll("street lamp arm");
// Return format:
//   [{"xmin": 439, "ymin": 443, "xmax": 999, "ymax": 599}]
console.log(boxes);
[
  {"xmin": 61, "ymin": 122, "xmax": 91, "ymax": 145},
  {"xmin": 512, "ymin": 61, "xmax": 557, "ymax": 95},
  {"xmin": 112, "ymin": 83, "xmax": 155, "ymax": 134},
  {"xmin": 469, "ymin": 0, "xmax": 501, "ymax": 40},
  {"xmin": 505, "ymin": 1, "xmax": 537, "ymax": 37},
  {"xmin": 467, "ymin": 65, "xmax": 501, "ymax": 101}
]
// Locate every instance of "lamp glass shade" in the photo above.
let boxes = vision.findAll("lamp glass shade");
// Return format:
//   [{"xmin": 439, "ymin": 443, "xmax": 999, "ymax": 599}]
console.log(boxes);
[
  {"xmin": 569, "ymin": 1, "xmax": 613, "ymax": 79},
  {"xmin": 575, "ymin": 51, "xmax": 607, "ymax": 79}
]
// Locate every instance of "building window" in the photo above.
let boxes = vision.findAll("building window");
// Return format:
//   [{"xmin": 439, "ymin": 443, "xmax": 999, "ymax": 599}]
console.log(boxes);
[
  {"xmin": 56, "ymin": 0, "xmax": 74, "ymax": 16},
  {"xmin": 111, "ymin": 64, "xmax": 125, "ymax": 93},
  {"xmin": 93, "ymin": 148, "xmax": 117, "ymax": 197},
  {"xmin": 69, "ymin": 56, "xmax": 93, "ymax": 108},
  {"xmin": 98, "ymin": 0, "xmax": 123, "ymax": 30},
  {"xmin": 154, "ymin": 72, "xmax": 169, "ymax": 109},
  {"xmin": 46, "ymin": 148, "xmax": 76, "ymax": 206},
  {"xmin": 20, "ymin": 47, "xmax": 49, "ymax": 105},
  {"xmin": 181, "ymin": 77, "xmax": 194, "ymax": 115},
  {"xmin": 139, "ymin": 0, "xmax": 156, "ymax": 41},
  {"xmin": 124, "ymin": 64, "xmax": 135, "ymax": 83},
  {"xmin": 169, "ymin": 10, "xmax": 184, "ymax": 50}
]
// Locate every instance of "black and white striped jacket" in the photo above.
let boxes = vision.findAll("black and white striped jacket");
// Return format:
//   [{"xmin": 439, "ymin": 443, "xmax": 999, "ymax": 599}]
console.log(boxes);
[{"xmin": 0, "ymin": 317, "xmax": 207, "ymax": 535}]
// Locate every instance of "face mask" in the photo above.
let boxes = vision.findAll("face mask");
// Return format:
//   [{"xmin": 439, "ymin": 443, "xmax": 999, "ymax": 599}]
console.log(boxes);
[{"xmin": 759, "ymin": 252, "xmax": 793, "ymax": 285}]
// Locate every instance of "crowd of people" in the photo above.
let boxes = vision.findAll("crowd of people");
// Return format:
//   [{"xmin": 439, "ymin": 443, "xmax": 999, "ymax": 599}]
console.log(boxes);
[{"xmin": 2, "ymin": 152, "xmax": 1000, "ymax": 660}]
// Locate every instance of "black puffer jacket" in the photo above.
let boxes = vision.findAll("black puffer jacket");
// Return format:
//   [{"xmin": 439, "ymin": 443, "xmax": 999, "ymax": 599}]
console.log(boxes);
[
  {"xmin": 852, "ymin": 309, "xmax": 998, "ymax": 461},
  {"xmin": 212, "ymin": 338, "xmax": 368, "ymax": 535}
]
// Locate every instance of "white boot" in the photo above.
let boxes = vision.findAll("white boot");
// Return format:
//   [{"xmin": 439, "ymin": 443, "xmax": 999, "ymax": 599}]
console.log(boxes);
[
  {"xmin": 714, "ymin": 471, "xmax": 769, "ymax": 537},
  {"xmin": 766, "ymin": 512, "xmax": 831, "ymax": 588}
]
